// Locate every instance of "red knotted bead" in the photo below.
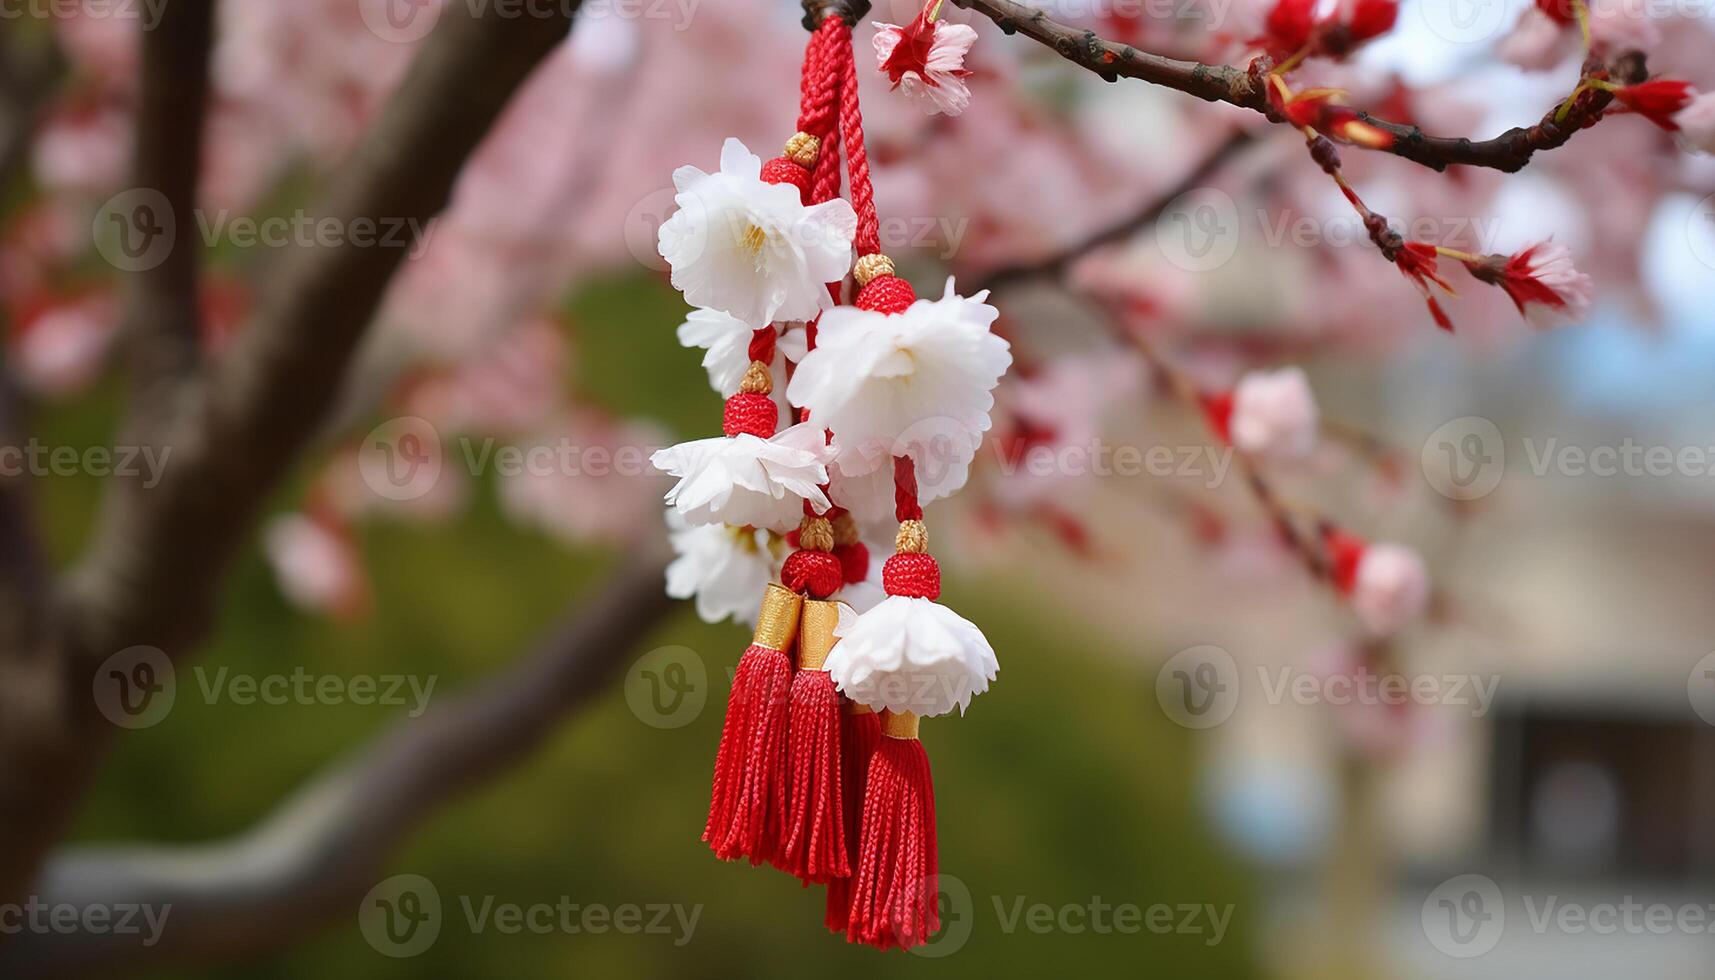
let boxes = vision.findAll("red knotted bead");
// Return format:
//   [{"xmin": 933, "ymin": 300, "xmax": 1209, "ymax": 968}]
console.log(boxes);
[
  {"xmin": 723, "ymin": 392, "xmax": 778, "ymax": 439},
  {"xmin": 760, "ymin": 157, "xmax": 811, "ymax": 203},
  {"xmin": 782, "ymin": 549, "xmax": 844, "ymax": 599},
  {"xmin": 882, "ymin": 551, "xmax": 940, "ymax": 600},
  {"xmin": 834, "ymin": 541, "xmax": 869, "ymax": 585},
  {"xmin": 855, "ymin": 274, "xmax": 916, "ymax": 314}
]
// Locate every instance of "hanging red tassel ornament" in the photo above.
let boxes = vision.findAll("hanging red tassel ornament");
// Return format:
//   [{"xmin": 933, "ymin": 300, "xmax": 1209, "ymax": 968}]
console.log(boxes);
[
  {"xmin": 775, "ymin": 595, "xmax": 850, "ymax": 881},
  {"xmin": 825, "ymin": 701, "xmax": 882, "ymax": 931},
  {"xmin": 846, "ymin": 709, "xmax": 938, "ymax": 949},
  {"xmin": 705, "ymin": 583, "xmax": 801, "ymax": 863}
]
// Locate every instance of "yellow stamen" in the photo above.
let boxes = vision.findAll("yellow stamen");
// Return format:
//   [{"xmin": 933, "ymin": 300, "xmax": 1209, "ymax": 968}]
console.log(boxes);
[{"xmin": 739, "ymin": 222, "xmax": 767, "ymax": 258}]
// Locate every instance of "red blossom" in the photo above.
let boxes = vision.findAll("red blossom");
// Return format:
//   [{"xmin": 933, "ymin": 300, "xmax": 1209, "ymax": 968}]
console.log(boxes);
[
  {"xmin": 1394, "ymin": 242, "xmax": 1457, "ymax": 332},
  {"xmin": 878, "ymin": 4, "xmax": 970, "ymax": 91},
  {"xmin": 1535, "ymin": 0, "xmax": 1580, "ymax": 25},
  {"xmin": 1256, "ymin": 0, "xmax": 1399, "ymax": 62},
  {"xmin": 1613, "ymin": 80, "xmax": 1697, "ymax": 131},
  {"xmin": 1347, "ymin": 0, "xmax": 1400, "ymax": 42}
]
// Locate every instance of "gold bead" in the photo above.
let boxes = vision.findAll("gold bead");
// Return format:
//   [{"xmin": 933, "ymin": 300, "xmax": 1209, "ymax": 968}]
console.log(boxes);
[
  {"xmin": 784, "ymin": 132, "xmax": 820, "ymax": 168},
  {"xmin": 799, "ymin": 515, "xmax": 835, "ymax": 553},
  {"xmin": 738, "ymin": 360, "xmax": 772, "ymax": 395},
  {"xmin": 895, "ymin": 519, "xmax": 928, "ymax": 555},
  {"xmin": 853, "ymin": 253, "xmax": 895, "ymax": 286}
]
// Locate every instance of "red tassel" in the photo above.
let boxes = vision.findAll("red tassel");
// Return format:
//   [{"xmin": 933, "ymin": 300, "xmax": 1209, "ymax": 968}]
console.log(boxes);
[
  {"xmin": 705, "ymin": 584, "xmax": 800, "ymax": 864},
  {"xmin": 826, "ymin": 703, "xmax": 881, "ymax": 932},
  {"xmin": 845, "ymin": 711, "xmax": 939, "ymax": 949},
  {"xmin": 776, "ymin": 598, "xmax": 847, "ymax": 881}
]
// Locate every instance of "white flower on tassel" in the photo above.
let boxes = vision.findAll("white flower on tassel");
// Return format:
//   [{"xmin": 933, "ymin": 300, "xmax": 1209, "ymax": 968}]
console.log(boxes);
[
  {"xmin": 1350, "ymin": 543, "xmax": 1430, "ymax": 637},
  {"xmin": 676, "ymin": 309, "xmax": 809, "ymax": 396},
  {"xmin": 657, "ymin": 138, "xmax": 857, "ymax": 329},
  {"xmin": 664, "ymin": 510, "xmax": 783, "ymax": 625},
  {"xmin": 787, "ymin": 276, "xmax": 1010, "ymax": 500},
  {"xmin": 828, "ymin": 596, "xmax": 998, "ymax": 717},
  {"xmin": 651, "ymin": 421, "xmax": 834, "ymax": 531}
]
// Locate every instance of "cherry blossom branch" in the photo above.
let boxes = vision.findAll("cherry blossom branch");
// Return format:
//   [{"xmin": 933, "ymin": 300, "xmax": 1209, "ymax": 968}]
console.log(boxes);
[
  {"xmin": 1123, "ymin": 323, "xmax": 1333, "ymax": 581},
  {"xmin": 971, "ymin": 127, "xmax": 1255, "ymax": 292},
  {"xmin": 0, "ymin": 555, "xmax": 673, "ymax": 976},
  {"xmin": 947, "ymin": 0, "xmax": 1647, "ymax": 172},
  {"xmin": 0, "ymin": 1, "xmax": 582, "ymax": 910},
  {"xmin": 119, "ymin": 0, "xmax": 215, "ymax": 419}
]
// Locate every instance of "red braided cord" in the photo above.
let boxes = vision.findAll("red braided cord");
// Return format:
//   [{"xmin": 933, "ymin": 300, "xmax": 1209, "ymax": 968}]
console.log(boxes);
[
  {"xmin": 894, "ymin": 455, "xmax": 922, "ymax": 522},
  {"xmin": 808, "ymin": 21, "xmax": 849, "ymax": 208},
  {"xmin": 837, "ymin": 30, "xmax": 882, "ymax": 258},
  {"xmin": 797, "ymin": 19, "xmax": 844, "ymax": 142},
  {"xmin": 747, "ymin": 326, "xmax": 776, "ymax": 365}
]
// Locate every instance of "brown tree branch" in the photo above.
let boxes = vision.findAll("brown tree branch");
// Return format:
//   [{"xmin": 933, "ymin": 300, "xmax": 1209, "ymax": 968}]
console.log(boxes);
[
  {"xmin": 0, "ymin": 2, "xmax": 582, "ymax": 910},
  {"xmin": 119, "ymin": 0, "xmax": 215, "ymax": 417},
  {"xmin": 949, "ymin": 0, "xmax": 1645, "ymax": 173},
  {"xmin": 971, "ymin": 126, "xmax": 1255, "ymax": 293},
  {"xmin": 0, "ymin": 554, "xmax": 674, "ymax": 977}
]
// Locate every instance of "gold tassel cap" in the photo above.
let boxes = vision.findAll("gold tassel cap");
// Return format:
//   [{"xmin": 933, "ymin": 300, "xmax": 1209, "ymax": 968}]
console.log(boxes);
[
  {"xmin": 753, "ymin": 583, "xmax": 804, "ymax": 652},
  {"xmin": 797, "ymin": 598, "xmax": 846, "ymax": 671},
  {"xmin": 881, "ymin": 710, "xmax": 920, "ymax": 740}
]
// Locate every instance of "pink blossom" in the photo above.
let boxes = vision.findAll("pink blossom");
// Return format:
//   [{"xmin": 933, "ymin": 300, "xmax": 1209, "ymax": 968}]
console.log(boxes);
[
  {"xmin": 874, "ymin": 4, "xmax": 978, "ymax": 116},
  {"xmin": 1673, "ymin": 91, "xmax": 1715, "ymax": 154},
  {"xmin": 1466, "ymin": 241, "xmax": 1593, "ymax": 330},
  {"xmin": 1350, "ymin": 543, "xmax": 1430, "ymax": 637},
  {"xmin": 1499, "ymin": 9, "xmax": 1573, "ymax": 71},
  {"xmin": 11, "ymin": 293, "xmax": 117, "ymax": 396},
  {"xmin": 262, "ymin": 512, "xmax": 369, "ymax": 619},
  {"xmin": 1228, "ymin": 367, "xmax": 1319, "ymax": 461}
]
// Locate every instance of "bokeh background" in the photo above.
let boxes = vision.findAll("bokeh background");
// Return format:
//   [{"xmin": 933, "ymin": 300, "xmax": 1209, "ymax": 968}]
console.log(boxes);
[{"xmin": 7, "ymin": 0, "xmax": 1715, "ymax": 976}]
